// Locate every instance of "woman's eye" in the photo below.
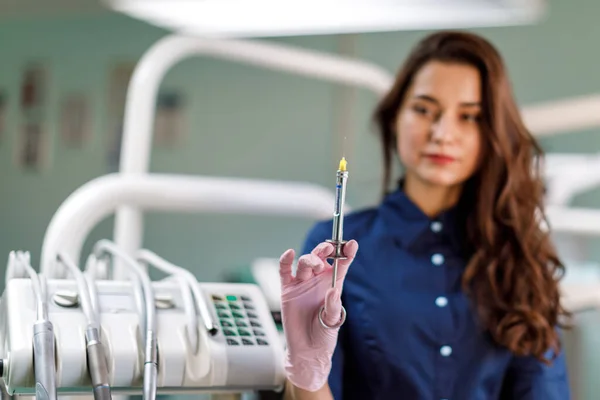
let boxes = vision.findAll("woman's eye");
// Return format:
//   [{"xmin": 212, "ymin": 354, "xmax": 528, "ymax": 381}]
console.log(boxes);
[
  {"xmin": 413, "ymin": 105, "xmax": 432, "ymax": 116},
  {"xmin": 461, "ymin": 114, "xmax": 480, "ymax": 122}
]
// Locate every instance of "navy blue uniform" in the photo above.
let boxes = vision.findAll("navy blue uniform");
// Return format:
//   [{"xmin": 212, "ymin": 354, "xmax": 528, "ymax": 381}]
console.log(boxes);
[{"xmin": 301, "ymin": 188, "xmax": 570, "ymax": 400}]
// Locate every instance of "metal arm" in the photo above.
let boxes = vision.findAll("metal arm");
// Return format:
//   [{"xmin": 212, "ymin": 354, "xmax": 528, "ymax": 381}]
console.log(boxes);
[{"xmin": 40, "ymin": 173, "xmax": 339, "ymax": 278}]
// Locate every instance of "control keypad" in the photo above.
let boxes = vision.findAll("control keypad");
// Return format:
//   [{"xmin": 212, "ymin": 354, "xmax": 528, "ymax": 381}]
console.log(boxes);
[{"xmin": 211, "ymin": 293, "xmax": 269, "ymax": 346}]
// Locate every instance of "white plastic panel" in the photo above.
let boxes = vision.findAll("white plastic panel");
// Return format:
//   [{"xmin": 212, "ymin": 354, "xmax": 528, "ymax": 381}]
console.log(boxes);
[{"xmin": 0, "ymin": 279, "xmax": 284, "ymax": 396}]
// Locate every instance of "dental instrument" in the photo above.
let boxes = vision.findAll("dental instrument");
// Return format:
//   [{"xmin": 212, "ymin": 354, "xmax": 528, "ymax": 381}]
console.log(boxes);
[
  {"xmin": 327, "ymin": 157, "xmax": 349, "ymax": 289},
  {"xmin": 318, "ymin": 157, "xmax": 349, "ymax": 329},
  {"xmin": 92, "ymin": 240, "xmax": 158, "ymax": 400},
  {"xmin": 0, "ymin": 376, "xmax": 12, "ymax": 400},
  {"xmin": 137, "ymin": 249, "xmax": 218, "ymax": 337},
  {"xmin": 11, "ymin": 252, "xmax": 58, "ymax": 400},
  {"xmin": 56, "ymin": 253, "xmax": 112, "ymax": 400}
]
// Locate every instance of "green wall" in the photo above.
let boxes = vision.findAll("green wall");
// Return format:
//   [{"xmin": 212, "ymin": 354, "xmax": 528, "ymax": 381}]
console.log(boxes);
[{"xmin": 0, "ymin": 0, "xmax": 598, "ymax": 284}]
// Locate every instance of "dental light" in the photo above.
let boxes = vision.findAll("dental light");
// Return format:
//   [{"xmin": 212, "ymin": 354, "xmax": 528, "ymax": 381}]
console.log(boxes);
[{"xmin": 103, "ymin": 0, "xmax": 547, "ymax": 38}]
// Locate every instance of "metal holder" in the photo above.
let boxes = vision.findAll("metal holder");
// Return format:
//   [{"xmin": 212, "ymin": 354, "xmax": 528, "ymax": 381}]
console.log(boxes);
[
  {"xmin": 318, "ymin": 305, "xmax": 347, "ymax": 329},
  {"xmin": 325, "ymin": 239, "xmax": 347, "ymax": 260},
  {"xmin": 319, "ymin": 239, "xmax": 348, "ymax": 329}
]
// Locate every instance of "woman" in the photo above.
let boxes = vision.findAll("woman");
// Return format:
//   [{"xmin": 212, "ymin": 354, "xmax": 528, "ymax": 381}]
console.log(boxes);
[{"xmin": 278, "ymin": 31, "xmax": 571, "ymax": 399}]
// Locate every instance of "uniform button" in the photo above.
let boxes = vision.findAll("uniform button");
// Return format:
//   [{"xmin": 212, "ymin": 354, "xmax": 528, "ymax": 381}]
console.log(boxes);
[
  {"xmin": 431, "ymin": 253, "xmax": 444, "ymax": 266},
  {"xmin": 440, "ymin": 345, "xmax": 452, "ymax": 357},
  {"xmin": 435, "ymin": 296, "xmax": 448, "ymax": 307},
  {"xmin": 431, "ymin": 221, "xmax": 443, "ymax": 232}
]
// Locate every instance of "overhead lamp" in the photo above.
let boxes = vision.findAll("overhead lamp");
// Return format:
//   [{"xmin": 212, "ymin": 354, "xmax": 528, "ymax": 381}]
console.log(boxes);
[{"xmin": 103, "ymin": 0, "xmax": 547, "ymax": 38}]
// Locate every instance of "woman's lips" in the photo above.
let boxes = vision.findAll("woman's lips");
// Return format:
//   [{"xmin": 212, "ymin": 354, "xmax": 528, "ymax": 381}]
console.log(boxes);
[{"xmin": 425, "ymin": 153, "xmax": 456, "ymax": 164}]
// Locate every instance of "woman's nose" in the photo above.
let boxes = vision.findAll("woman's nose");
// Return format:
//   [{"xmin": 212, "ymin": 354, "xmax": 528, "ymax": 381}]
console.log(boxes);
[{"xmin": 429, "ymin": 114, "xmax": 457, "ymax": 143}]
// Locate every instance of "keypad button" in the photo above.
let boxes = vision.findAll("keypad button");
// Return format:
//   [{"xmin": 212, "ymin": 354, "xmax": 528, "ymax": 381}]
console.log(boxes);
[
  {"xmin": 212, "ymin": 295, "xmax": 223, "ymax": 301},
  {"xmin": 247, "ymin": 312, "xmax": 258, "ymax": 319},
  {"xmin": 220, "ymin": 319, "xmax": 233, "ymax": 327},
  {"xmin": 218, "ymin": 311, "xmax": 231, "ymax": 319},
  {"xmin": 431, "ymin": 221, "xmax": 443, "ymax": 233},
  {"xmin": 243, "ymin": 303, "xmax": 255, "ymax": 310},
  {"xmin": 241, "ymin": 295, "xmax": 251, "ymax": 301},
  {"xmin": 226, "ymin": 295, "xmax": 238, "ymax": 301},
  {"xmin": 235, "ymin": 320, "xmax": 248, "ymax": 327},
  {"xmin": 242, "ymin": 338, "xmax": 254, "ymax": 345},
  {"xmin": 431, "ymin": 254, "xmax": 445, "ymax": 266},
  {"xmin": 440, "ymin": 346, "xmax": 452, "ymax": 357},
  {"xmin": 215, "ymin": 303, "xmax": 227, "ymax": 310},
  {"xmin": 227, "ymin": 338, "xmax": 239, "ymax": 345},
  {"xmin": 271, "ymin": 311, "xmax": 282, "ymax": 323},
  {"xmin": 254, "ymin": 330, "xmax": 265, "ymax": 336},
  {"xmin": 223, "ymin": 329, "xmax": 236, "ymax": 336},
  {"xmin": 229, "ymin": 304, "xmax": 241, "ymax": 310},
  {"xmin": 238, "ymin": 329, "xmax": 251, "ymax": 336},
  {"xmin": 232, "ymin": 311, "xmax": 244, "ymax": 319},
  {"xmin": 250, "ymin": 321, "xmax": 262, "ymax": 327},
  {"xmin": 435, "ymin": 296, "xmax": 448, "ymax": 307},
  {"xmin": 257, "ymin": 338, "xmax": 269, "ymax": 346}
]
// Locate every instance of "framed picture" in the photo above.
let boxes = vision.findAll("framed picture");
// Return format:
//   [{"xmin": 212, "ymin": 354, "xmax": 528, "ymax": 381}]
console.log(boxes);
[
  {"xmin": 60, "ymin": 92, "xmax": 91, "ymax": 148},
  {"xmin": 16, "ymin": 62, "xmax": 49, "ymax": 171},
  {"xmin": 154, "ymin": 90, "xmax": 186, "ymax": 148},
  {"xmin": 19, "ymin": 123, "xmax": 46, "ymax": 169}
]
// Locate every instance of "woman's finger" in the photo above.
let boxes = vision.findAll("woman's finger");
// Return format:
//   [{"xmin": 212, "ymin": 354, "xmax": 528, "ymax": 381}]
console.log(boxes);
[
  {"xmin": 296, "ymin": 253, "xmax": 326, "ymax": 281},
  {"xmin": 279, "ymin": 249, "xmax": 295, "ymax": 285},
  {"xmin": 321, "ymin": 287, "xmax": 343, "ymax": 327}
]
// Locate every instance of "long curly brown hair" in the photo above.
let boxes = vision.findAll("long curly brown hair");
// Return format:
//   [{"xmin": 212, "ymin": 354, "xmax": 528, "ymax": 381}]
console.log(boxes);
[{"xmin": 373, "ymin": 31, "xmax": 570, "ymax": 364}]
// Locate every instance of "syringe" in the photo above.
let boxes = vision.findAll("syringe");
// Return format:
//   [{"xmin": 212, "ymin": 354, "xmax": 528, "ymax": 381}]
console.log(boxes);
[
  {"xmin": 318, "ymin": 157, "xmax": 349, "ymax": 330},
  {"xmin": 326, "ymin": 157, "xmax": 349, "ymax": 289}
]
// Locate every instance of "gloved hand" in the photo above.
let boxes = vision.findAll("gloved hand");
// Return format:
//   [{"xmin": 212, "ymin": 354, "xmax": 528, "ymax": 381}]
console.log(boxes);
[{"xmin": 279, "ymin": 240, "xmax": 359, "ymax": 392}]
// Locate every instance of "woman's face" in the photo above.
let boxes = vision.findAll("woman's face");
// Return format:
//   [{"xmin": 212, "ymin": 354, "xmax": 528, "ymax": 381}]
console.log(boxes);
[{"xmin": 395, "ymin": 61, "xmax": 483, "ymax": 189}]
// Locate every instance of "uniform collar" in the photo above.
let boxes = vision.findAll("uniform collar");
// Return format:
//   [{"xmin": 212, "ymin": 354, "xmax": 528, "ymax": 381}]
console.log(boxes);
[{"xmin": 375, "ymin": 182, "xmax": 465, "ymax": 252}]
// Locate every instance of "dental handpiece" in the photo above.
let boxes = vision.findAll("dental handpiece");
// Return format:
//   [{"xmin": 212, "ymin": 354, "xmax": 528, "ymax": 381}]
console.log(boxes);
[
  {"xmin": 143, "ymin": 330, "xmax": 158, "ymax": 400},
  {"xmin": 30, "ymin": 269, "xmax": 57, "ymax": 400},
  {"xmin": 32, "ymin": 319, "xmax": 57, "ymax": 400},
  {"xmin": 85, "ymin": 327, "xmax": 112, "ymax": 400},
  {"xmin": 326, "ymin": 157, "xmax": 348, "ymax": 289},
  {"xmin": 57, "ymin": 252, "xmax": 113, "ymax": 400},
  {"xmin": 0, "ymin": 374, "xmax": 13, "ymax": 400}
]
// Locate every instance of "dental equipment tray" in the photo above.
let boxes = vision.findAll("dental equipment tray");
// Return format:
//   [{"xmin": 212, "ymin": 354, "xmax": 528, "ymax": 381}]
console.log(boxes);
[{"xmin": 0, "ymin": 279, "xmax": 285, "ymax": 396}]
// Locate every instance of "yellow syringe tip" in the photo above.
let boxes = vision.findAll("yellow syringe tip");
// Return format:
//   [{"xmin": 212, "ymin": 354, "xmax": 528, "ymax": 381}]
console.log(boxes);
[{"xmin": 338, "ymin": 157, "xmax": 347, "ymax": 171}]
